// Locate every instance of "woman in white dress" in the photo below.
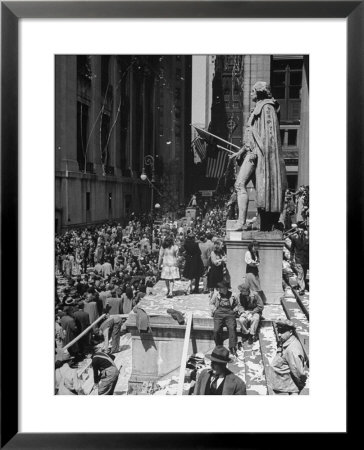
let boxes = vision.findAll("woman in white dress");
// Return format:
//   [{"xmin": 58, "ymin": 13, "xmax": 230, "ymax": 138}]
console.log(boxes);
[{"xmin": 158, "ymin": 235, "xmax": 180, "ymax": 298}]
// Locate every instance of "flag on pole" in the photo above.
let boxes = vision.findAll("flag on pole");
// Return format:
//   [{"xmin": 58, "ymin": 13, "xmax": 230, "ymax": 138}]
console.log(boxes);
[
  {"xmin": 194, "ymin": 126, "xmax": 218, "ymax": 147},
  {"xmin": 191, "ymin": 63, "xmax": 233, "ymax": 178},
  {"xmin": 192, "ymin": 147, "xmax": 201, "ymax": 164},
  {"xmin": 191, "ymin": 137, "xmax": 206, "ymax": 164},
  {"xmin": 192, "ymin": 125, "xmax": 239, "ymax": 152},
  {"xmin": 206, "ymin": 150, "xmax": 228, "ymax": 178},
  {"xmin": 194, "ymin": 138, "xmax": 207, "ymax": 161}
]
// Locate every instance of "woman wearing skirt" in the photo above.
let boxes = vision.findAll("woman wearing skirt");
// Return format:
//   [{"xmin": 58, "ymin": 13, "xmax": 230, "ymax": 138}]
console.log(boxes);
[
  {"xmin": 207, "ymin": 240, "xmax": 227, "ymax": 292},
  {"xmin": 245, "ymin": 240, "xmax": 267, "ymax": 304},
  {"xmin": 182, "ymin": 233, "xmax": 204, "ymax": 294},
  {"xmin": 158, "ymin": 235, "xmax": 180, "ymax": 298}
]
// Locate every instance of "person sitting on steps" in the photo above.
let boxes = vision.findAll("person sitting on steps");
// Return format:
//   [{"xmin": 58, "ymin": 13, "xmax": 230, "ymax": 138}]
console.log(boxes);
[
  {"xmin": 236, "ymin": 282, "xmax": 264, "ymax": 346},
  {"xmin": 210, "ymin": 280, "xmax": 239, "ymax": 358}
]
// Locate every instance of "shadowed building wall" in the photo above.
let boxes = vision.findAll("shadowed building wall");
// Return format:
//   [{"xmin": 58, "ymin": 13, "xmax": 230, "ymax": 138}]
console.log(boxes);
[{"xmin": 55, "ymin": 55, "xmax": 191, "ymax": 232}]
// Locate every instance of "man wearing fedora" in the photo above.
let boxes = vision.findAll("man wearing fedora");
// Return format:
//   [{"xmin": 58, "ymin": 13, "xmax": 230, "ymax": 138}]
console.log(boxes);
[
  {"xmin": 210, "ymin": 280, "xmax": 239, "ymax": 357},
  {"xmin": 73, "ymin": 301, "xmax": 91, "ymax": 354},
  {"xmin": 60, "ymin": 306, "xmax": 79, "ymax": 356},
  {"xmin": 267, "ymin": 318, "xmax": 307, "ymax": 394},
  {"xmin": 193, "ymin": 346, "xmax": 246, "ymax": 395}
]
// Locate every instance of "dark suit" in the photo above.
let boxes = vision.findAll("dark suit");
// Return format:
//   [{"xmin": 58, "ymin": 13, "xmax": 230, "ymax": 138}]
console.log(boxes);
[
  {"xmin": 291, "ymin": 233, "xmax": 309, "ymax": 291},
  {"xmin": 106, "ymin": 297, "xmax": 123, "ymax": 315},
  {"xmin": 60, "ymin": 315, "xmax": 78, "ymax": 355},
  {"xmin": 193, "ymin": 368, "xmax": 246, "ymax": 395},
  {"xmin": 73, "ymin": 310, "xmax": 91, "ymax": 352}
]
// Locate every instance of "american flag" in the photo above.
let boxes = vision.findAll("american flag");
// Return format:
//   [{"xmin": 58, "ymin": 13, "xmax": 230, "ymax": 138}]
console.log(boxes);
[
  {"xmin": 194, "ymin": 125, "xmax": 223, "ymax": 148},
  {"xmin": 206, "ymin": 150, "xmax": 228, "ymax": 178},
  {"xmin": 193, "ymin": 138, "xmax": 207, "ymax": 161}
]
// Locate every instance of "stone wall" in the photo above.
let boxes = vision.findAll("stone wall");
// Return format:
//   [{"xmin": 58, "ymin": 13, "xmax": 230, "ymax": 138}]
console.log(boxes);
[{"xmin": 225, "ymin": 230, "xmax": 284, "ymax": 304}]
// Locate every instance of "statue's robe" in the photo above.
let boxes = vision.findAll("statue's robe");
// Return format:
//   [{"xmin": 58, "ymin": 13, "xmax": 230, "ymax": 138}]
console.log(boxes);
[{"xmin": 245, "ymin": 99, "xmax": 288, "ymax": 214}]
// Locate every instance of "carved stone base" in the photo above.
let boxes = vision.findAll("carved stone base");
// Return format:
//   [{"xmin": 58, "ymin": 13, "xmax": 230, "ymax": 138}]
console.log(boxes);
[
  {"xmin": 225, "ymin": 230, "xmax": 284, "ymax": 304},
  {"xmin": 185, "ymin": 207, "xmax": 197, "ymax": 221},
  {"xmin": 125, "ymin": 315, "xmax": 216, "ymax": 394}
]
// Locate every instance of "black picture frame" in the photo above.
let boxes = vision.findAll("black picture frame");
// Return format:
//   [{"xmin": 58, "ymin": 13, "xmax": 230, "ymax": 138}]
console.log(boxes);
[{"xmin": 1, "ymin": 1, "xmax": 357, "ymax": 447}]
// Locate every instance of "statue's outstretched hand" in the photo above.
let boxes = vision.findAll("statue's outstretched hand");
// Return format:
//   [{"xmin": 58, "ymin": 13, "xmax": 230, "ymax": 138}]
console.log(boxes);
[{"xmin": 229, "ymin": 146, "xmax": 246, "ymax": 160}]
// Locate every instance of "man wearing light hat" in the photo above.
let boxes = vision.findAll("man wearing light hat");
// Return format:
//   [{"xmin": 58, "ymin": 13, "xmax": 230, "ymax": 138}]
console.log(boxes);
[
  {"xmin": 193, "ymin": 346, "xmax": 246, "ymax": 395},
  {"xmin": 268, "ymin": 318, "xmax": 307, "ymax": 394}
]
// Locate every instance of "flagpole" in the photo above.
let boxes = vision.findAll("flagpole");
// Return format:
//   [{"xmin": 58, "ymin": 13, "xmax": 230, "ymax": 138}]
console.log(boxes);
[
  {"xmin": 191, "ymin": 124, "xmax": 241, "ymax": 150},
  {"xmin": 216, "ymin": 144, "xmax": 235, "ymax": 155}
]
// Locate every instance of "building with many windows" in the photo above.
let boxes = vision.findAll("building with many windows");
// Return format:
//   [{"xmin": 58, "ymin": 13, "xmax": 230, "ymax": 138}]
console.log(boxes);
[
  {"xmin": 56, "ymin": 54, "xmax": 308, "ymax": 232},
  {"xmin": 55, "ymin": 55, "xmax": 192, "ymax": 232},
  {"xmin": 188, "ymin": 54, "xmax": 309, "ymax": 196}
]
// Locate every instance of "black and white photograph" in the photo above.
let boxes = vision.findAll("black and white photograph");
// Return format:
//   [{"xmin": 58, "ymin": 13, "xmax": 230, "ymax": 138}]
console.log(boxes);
[{"xmin": 54, "ymin": 54, "xmax": 309, "ymax": 396}]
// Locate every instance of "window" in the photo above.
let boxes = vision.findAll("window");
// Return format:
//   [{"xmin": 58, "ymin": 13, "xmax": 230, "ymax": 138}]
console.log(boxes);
[
  {"xmin": 77, "ymin": 55, "xmax": 92, "ymax": 83},
  {"xmin": 125, "ymin": 194, "xmax": 132, "ymax": 215},
  {"xmin": 287, "ymin": 129, "xmax": 298, "ymax": 146},
  {"xmin": 101, "ymin": 113, "xmax": 110, "ymax": 166},
  {"xmin": 158, "ymin": 104, "xmax": 164, "ymax": 136},
  {"xmin": 280, "ymin": 129, "xmax": 285, "ymax": 144},
  {"xmin": 287, "ymin": 174, "xmax": 298, "ymax": 190},
  {"xmin": 86, "ymin": 192, "xmax": 90, "ymax": 211},
  {"xmin": 101, "ymin": 55, "xmax": 110, "ymax": 96},
  {"xmin": 174, "ymin": 105, "xmax": 181, "ymax": 119},
  {"xmin": 271, "ymin": 57, "xmax": 303, "ymax": 123},
  {"xmin": 77, "ymin": 102, "xmax": 89, "ymax": 170}
]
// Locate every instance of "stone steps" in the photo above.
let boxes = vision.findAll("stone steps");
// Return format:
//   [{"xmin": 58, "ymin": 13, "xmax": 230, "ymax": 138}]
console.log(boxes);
[
  {"xmin": 240, "ymin": 336, "xmax": 267, "ymax": 395},
  {"xmin": 258, "ymin": 321, "xmax": 278, "ymax": 395},
  {"xmin": 294, "ymin": 290, "xmax": 310, "ymax": 319},
  {"xmin": 281, "ymin": 297, "xmax": 309, "ymax": 364},
  {"xmin": 77, "ymin": 333, "xmax": 132, "ymax": 395},
  {"xmin": 57, "ymin": 274, "xmax": 309, "ymax": 395},
  {"xmin": 284, "ymin": 271, "xmax": 310, "ymax": 319}
]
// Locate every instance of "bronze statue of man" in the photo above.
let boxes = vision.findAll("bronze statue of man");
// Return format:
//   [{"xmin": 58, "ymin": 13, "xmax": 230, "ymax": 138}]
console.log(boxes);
[{"xmin": 229, "ymin": 81, "xmax": 287, "ymax": 231}]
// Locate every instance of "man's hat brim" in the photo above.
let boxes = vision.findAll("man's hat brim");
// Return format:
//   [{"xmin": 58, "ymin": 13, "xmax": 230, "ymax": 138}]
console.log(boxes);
[
  {"xmin": 205, "ymin": 353, "xmax": 231, "ymax": 364},
  {"xmin": 274, "ymin": 319, "xmax": 296, "ymax": 330}
]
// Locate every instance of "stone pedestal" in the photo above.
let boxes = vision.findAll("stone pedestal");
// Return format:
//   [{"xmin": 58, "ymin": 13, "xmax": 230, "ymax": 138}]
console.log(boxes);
[
  {"xmin": 225, "ymin": 229, "xmax": 284, "ymax": 304},
  {"xmin": 126, "ymin": 314, "xmax": 216, "ymax": 394},
  {"xmin": 185, "ymin": 207, "xmax": 197, "ymax": 221}
]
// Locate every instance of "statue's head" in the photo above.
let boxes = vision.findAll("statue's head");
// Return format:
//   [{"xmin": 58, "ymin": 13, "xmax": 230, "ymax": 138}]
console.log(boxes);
[{"xmin": 251, "ymin": 81, "xmax": 272, "ymax": 101}]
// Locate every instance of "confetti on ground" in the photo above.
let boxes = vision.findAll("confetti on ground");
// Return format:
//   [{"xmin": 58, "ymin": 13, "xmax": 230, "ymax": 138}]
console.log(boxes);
[{"xmin": 56, "ymin": 274, "xmax": 310, "ymax": 395}]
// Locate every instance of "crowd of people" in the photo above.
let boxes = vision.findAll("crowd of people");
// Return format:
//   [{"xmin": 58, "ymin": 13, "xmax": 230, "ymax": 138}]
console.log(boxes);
[
  {"xmin": 226, "ymin": 184, "xmax": 310, "ymax": 232},
  {"xmin": 54, "ymin": 190, "xmax": 309, "ymax": 395}
]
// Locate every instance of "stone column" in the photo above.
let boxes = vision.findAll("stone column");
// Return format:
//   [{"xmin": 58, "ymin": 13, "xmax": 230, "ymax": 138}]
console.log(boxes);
[
  {"xmin": 55, "ymin": 55, "xmax": 78, "ymax": 172},
  {"xmin": 298, "ymin": 56, "xmax": 309, "ymax": 186},
  {"xmin": 111, "ymin": 56, "xmax": 121, "ymax": 176},
  {"xmin": 89, "ymin": 55, "xmax": 101, "ymax": 174},
  {"xmin": 128, "ymin": 67, "xmax": 134, "ymax": 174},
  {"xmin": 225, "ymin": 231, "xmax": 284, "ymax": 304}
]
